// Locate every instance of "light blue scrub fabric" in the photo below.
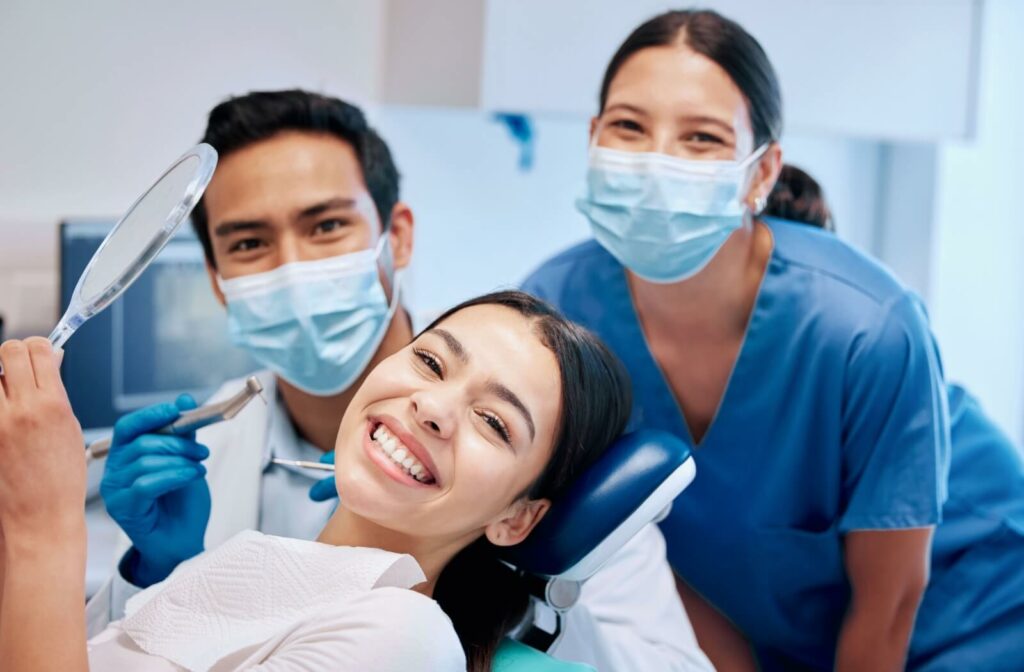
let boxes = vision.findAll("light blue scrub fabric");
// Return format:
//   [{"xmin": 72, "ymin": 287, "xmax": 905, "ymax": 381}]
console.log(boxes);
[{"xmin": 522, "ymin": 218, "xmax": 1024, "ymax": 671}]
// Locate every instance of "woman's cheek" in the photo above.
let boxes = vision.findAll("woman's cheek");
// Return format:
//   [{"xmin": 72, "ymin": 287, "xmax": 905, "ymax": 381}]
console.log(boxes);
[{"xmin": 458, "ymin": 454, "xmax": 522, "ymax": 510}]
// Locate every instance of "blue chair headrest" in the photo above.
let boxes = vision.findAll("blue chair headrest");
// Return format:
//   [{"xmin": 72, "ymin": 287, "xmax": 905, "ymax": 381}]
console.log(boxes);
[{"xmin": 499, "ymin": 429, "xmax": 695, "ymax": 581}]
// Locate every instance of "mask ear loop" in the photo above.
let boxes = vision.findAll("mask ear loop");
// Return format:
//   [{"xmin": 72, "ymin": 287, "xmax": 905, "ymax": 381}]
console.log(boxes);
[{"xmin": 740, "ymin": 143, "xmax": 771, "ymax": 216}]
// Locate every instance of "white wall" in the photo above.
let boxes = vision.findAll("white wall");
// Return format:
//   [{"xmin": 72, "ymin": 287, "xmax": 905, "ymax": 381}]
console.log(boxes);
[
  {"xmin": 929, "ymin": 0, "xmax": 1024, "ymax": 444},
  {"xmin": 0, "ymin": 0, "xmax": 386, "ymax": 336},
  {"xmin": 371, "ymin": 107, "xmax": 592, "ymax": 321},
  {"xmin": 481, "ymin": 0, "xmax": 979, "ymax": 140},
  {"xmin": 781, "ymin": 135, "xmax": 884, "ymax": 255}
]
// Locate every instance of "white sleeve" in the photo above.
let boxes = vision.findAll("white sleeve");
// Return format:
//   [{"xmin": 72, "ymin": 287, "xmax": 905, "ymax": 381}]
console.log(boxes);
[
  {"xmin": 550, "ymin": 524, "xmax": 715, "ymax": 672},
  {"xmin": 246, "ymin": 587, "xmax": 467, "ymax": 672},
  {"xmin": 85, "ymin": 549, "xmax": 147, "ymax": 638}
]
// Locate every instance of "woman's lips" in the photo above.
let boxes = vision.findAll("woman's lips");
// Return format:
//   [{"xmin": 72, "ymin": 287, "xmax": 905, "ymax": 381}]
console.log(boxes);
[
  {"xmin": 362, "ymin": 418, "xmax": 439, "ymax": 488},
  {"xmin": 371, "ymin": 414, "xmax": 441, "ymax": 484}
]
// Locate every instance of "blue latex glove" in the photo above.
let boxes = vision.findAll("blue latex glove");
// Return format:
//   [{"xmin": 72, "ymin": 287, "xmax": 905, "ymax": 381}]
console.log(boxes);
[
  {"xmin": 308, "ymin": 450, "xmax": 337, "ymax": 502},
  {"xmin": 100, "ymin": 394, "xmax": 211, "ymax": 588}
]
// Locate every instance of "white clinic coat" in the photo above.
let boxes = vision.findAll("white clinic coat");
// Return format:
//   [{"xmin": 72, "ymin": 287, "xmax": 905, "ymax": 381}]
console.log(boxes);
[{"xmin": 86, "ymin": 372, "xmax": 713, "ymax": 672}]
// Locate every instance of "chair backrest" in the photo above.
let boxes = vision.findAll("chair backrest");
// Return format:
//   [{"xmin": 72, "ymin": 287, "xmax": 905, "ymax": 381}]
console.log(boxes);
[
  {"xmin": 499, "ymin": 429, "xmax": 695, "ymax": 580},
  {"xmin": 497, "ymin": 429, "xmax": 696, "ymax": 652}
]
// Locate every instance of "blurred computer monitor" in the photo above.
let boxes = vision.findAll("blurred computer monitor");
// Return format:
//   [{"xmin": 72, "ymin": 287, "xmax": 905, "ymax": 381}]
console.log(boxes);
[{"xmin": 60, "ymin": 220, "xmax": 258, "ymax": 429}]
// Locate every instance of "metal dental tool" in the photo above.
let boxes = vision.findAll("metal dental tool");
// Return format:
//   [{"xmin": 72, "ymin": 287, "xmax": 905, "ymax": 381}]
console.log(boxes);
[
  {"xmin": 85, "ymin": 376, "xmax": 265, "ymax": 464},
  {"xmin": 270, "ymin": 458, "xmax": 336, "ymax": 472}
]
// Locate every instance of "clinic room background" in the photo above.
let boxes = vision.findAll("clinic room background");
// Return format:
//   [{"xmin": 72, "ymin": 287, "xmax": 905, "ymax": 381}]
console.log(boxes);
[{"xmin": 1, "ymin": 0, "xmax": 1022, "ymax": 446}]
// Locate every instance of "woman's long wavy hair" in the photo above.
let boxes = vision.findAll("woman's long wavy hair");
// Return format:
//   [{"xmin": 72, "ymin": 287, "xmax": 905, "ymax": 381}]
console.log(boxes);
[{"xmin": 426, "ymin": 291, "xmax": 632, "ymax": 671}]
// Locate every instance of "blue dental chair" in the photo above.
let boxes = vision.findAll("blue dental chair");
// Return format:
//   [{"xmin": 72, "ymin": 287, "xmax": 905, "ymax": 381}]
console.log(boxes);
[{"xmin": 493, "ymin": 429, "xmax": 696, "ymax": 670}]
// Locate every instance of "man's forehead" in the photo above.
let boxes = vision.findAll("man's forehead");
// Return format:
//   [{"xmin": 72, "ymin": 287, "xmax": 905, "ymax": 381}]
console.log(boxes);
[{"xmin": 205, "ymin": 142, "xmax": 376, "ymax": 224}]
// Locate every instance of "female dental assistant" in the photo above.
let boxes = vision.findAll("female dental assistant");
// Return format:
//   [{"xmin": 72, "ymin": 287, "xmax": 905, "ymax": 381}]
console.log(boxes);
[{"xmin": 523, "ymin": 9, "xmax": 1024, "ymax": 672}]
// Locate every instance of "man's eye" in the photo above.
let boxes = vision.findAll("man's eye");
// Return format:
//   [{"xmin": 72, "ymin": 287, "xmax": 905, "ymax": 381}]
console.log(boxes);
[
  {"xmin": 478, "ymin": 410, "xmax": 511, "ymax": 445},
  {"xmin": 228, "ymin": 238, "xmax": 265, "ymax": 253},
  {"xmin": 313, "ymin": 218, "xmax": 349, "ymax": 235},
  {"xmin": 414, "ymin": 349, "xmax": 443, "ymax": 377}
]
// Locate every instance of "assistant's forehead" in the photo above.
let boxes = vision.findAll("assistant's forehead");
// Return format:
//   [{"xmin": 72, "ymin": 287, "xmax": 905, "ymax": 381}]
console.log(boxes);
[{"xmin": 605, "ymin": 45, "xmax": 753, "ymax": 142}]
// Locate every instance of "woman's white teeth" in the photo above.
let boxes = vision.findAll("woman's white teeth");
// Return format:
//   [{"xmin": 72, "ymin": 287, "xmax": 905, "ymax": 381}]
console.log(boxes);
[{"xmin": 371, "ymin": 424, "xmax": 432, "ymax": 483}]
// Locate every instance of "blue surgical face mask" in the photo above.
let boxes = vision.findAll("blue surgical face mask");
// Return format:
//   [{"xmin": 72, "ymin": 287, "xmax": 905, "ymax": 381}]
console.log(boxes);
[
  {"xmin": 576, "ymin": 143, "xmax": 767, "ymax": 283},
  {"xmin": 218, "ymin": 237, "xmax": 401, "ymax": 396}
]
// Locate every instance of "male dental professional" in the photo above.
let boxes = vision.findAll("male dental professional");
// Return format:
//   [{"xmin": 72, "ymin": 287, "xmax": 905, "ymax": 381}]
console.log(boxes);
[{"xmin": 86, "ymin": 90, "xmax": 712, "ymax": 672}]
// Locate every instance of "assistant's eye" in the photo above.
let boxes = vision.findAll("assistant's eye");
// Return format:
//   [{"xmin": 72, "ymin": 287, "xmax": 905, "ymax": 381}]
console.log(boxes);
[
  {"xmin": 684, "ymin": 131, "xmax": 724, "ymax": 145},
  {"xmin": 477, "ymin": 410, "xmax": 511, "ymax": 445},
  {"xmin": 227, "ymin": 238, "xmax": 266, "ymax": 254},
  {"xmin": 611, "ymin": 119, "xmax": 643, "ymax": 134},
  {"xmin": 313, "ymin": 218, "xmax": 350, "ymax": 236},
  {"xmin": 413, "ymin": 348, "xmax": 443, "ymax": 378}
]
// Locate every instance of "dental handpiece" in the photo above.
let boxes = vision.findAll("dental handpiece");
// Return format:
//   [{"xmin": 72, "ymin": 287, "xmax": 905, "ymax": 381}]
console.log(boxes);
[{"xmin": 84, "ymin": 376, "xmax": 265, "ymax": 464}]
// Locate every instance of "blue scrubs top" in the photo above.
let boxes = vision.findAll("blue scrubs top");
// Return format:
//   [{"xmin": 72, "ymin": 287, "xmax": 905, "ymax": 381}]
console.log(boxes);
[{"xmin": 523, "ymin": 219, "xmax": 1024, "ymax": 671}]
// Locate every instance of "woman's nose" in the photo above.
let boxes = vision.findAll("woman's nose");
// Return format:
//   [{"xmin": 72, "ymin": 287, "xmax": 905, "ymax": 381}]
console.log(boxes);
[{"xmin": 410, "ymin": 389, "xmax": 455, "ymax": 439}]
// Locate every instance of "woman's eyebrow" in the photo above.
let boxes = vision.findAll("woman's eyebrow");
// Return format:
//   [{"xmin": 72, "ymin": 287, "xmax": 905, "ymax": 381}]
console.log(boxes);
[
  {"xmin": 604, "ymin": 102, "xmax": 649, "ymax": 117},
  {"xmin": 428, "ymin": 328, "xmax": 468, "ymax": 363},
  {"xmin": 486, "ymin": 381, "xmax": 536, "ymax": 441},
  {"xmin": 679, "ymin": 114, "xmax": 735, "ymax": 136}
]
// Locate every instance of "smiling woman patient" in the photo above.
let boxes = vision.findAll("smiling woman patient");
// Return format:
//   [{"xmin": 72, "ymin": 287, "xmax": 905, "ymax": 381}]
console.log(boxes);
[{"xmin": 0, "ymin": 290, "xmax": 631, "ymax": 672}]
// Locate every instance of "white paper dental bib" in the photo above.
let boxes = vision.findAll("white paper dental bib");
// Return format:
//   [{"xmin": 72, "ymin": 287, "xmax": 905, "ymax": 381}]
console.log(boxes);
[{"xmin": 86, "ymin": 530, "xmax": 464, "ymax": 671}]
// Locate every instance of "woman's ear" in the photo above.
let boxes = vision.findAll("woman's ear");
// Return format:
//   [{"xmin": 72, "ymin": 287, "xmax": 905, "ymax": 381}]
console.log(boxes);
[
  {"xmin": 746, "ymin": 142, "xmax": 783, "ymax": 211},
  {"xmin": 387, "ymin": 202, "xmax": 415, "ymax": 270},
  {"xmin": 484, "ymin": 498, "xmax": 551, "ymax": 547},
  {"xmin": 588, "ymin": 116, "xmax": 599, "ymax": 144}
]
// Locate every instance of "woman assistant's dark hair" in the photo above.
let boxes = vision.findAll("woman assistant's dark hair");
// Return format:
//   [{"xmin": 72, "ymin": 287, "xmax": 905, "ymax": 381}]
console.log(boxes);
[
  {"xmin": 599, "ymin": 9, "xmax": 782, "ymax": 147},
  {"xmin": 190, "ymin": 89, "xmax": 401, "ymax": 268},
  {"xmin": 765, "ymin": 164, "xmax": 835, "ymax": 231},
  {"xmin": 424, "ymin": 290, "xmax": 632, "ymax": 671}
]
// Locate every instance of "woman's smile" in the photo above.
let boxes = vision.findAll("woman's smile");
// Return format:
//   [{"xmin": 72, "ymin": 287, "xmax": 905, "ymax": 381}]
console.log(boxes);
[{"xmin": 363, "ymin": 416, "xmax": 440, "ymax": 488}]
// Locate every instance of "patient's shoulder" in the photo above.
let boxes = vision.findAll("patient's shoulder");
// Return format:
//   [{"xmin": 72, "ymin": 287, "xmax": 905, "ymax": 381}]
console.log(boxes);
[{"xmin": 251, "ymin": 587, "xmax": 466, "ymax": 671}]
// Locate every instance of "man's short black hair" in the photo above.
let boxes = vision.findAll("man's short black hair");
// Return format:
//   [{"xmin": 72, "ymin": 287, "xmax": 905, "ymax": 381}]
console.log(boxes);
[{"xmin": 191, "ymin": 89, "xmax": 401, "ymax": 267}]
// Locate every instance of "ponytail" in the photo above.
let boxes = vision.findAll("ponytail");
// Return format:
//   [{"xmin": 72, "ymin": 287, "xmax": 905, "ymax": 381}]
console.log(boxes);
[
  {"xmin": 764, "ymin": 164, "xmax": 834, "ymax": 232},
  {"xmin": 433, "ymin": 540, "xmax": 532, "ymax": 671}
]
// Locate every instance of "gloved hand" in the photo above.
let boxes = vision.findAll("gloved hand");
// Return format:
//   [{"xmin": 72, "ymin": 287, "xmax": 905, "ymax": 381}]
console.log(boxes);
[
  {"xmin": 100, "ymin": 394, "xmax": 211, "ymax": 588},
  {"xmin": 308, "ymin": 450, "xmax": 338, "ymax": 502}
]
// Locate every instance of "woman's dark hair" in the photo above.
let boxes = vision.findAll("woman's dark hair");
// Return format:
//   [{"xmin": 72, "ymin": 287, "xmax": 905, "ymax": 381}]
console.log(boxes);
[
  {"xmin": 190, "ymin": 89, "xmax": 401, "ymax": 268},
  {"xmin": 599, "ymin": 9, "xmax": 783, "ymax": 147},
  {"xmin": 765, "ymin": 164, "xmax": 835, "ymax": 232},
  {"xmin": 424, "ymin": 290, "xmax": 632, "ymax": 671}
]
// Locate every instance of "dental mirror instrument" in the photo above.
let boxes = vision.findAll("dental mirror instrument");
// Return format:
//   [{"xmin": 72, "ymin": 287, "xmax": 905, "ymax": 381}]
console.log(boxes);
[
  {"xmin": 85, "ymin": 375, "xmax": 264, "ymax": 463},
  {"xmin": 56, "ymin": 144, "xmax": 218, "ymax": 351},
  {"xmin": 270, "ymin": 458, "xmax": 336, "ymax": 472}
]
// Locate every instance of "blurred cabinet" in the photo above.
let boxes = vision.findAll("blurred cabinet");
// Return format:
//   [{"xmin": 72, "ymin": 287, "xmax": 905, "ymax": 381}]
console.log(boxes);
[{"xmin": 478, "ymin": 0, "xmax": 982, "ymax": 141}]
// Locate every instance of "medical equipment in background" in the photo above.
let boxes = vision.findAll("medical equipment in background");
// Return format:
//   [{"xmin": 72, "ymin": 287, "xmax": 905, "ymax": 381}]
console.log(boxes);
[{"xmin": 84, "ymin": 376, "xmax": 264, "ymax": 463}]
